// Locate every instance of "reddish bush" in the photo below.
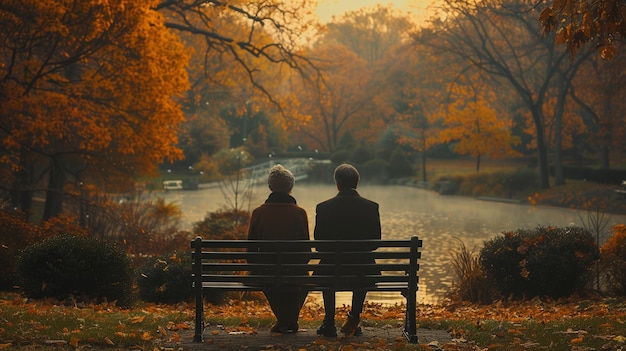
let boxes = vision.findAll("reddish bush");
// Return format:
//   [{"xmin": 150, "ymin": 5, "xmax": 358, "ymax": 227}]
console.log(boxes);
[{"xmin": 600, "ymin": 224, "xmax": 626, "ymax": 295}]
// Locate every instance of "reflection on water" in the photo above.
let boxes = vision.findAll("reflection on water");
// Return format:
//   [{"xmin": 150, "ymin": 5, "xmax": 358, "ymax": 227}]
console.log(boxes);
[{"xmin": 155, "ymin": 184, "xmax": 626, "ymax": 305}]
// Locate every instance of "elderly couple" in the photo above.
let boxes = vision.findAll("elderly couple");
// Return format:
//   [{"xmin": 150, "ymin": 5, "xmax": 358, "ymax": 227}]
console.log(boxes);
[{"xmin": 246, "ymin": 163, "xmax": 381, "ymax": 337}]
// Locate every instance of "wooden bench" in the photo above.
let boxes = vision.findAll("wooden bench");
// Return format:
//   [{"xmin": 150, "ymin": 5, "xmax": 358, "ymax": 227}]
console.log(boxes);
[
  {"xmin": 192, "ymin": 236, "xmax": 422, "ymax": 343},
  {"xmin": 615, "ymin": 181, "xmax": 626, "ymax": 199}
]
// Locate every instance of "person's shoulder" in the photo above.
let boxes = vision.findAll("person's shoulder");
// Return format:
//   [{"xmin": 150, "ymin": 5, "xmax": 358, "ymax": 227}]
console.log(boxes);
[
  {"xmin": 294, "ymin": 204, "xmax": 308, "ymax": 215},
  {"xmin": 358, "ymin": 196, "xmax": 379, "ymax": 210},
  {"xmin": 316, "ymin": 197, "xmax": 335, "ymax": 208}
]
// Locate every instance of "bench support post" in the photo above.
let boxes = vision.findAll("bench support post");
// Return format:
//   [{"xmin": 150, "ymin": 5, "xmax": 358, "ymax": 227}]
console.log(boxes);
[
  {"xmin": 193, "ymin": 237, "xmax": 204, "ymax": 342},
  {"xmin": 403, "ymin": 236, "xmax": 420, "ymax": 344}
]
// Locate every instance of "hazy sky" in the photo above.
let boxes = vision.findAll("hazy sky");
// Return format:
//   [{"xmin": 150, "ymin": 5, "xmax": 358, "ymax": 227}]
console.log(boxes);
[{"xmin": 315, "ymin": 0, "xmax": 435, "ymax": 23}]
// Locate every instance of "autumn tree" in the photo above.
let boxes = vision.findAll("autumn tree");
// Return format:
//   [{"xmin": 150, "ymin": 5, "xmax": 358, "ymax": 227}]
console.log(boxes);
[
  {"xmin": 161, "ymin": 1, "xmax": 315, "ymax": 163},
  {"xmin": 0, "ymin": 0, "xmax": 189, "ymax": 220},
  {"xmin": 418, "ymin": 0, "xmax": 593, "ymax": 188},
  {"xmin": 286, "ymin": 44, "xmax": 373, "ymax": 152},
  {"xmin": 373, "ymin": 44, "xmax": 444, "ymax": 182},
  {"xmin": 285, "ymin": 6, "xmax": 416, "ymax": 153},
  {"xmin": 325, "ymin": 4, "xmax": 415, "ymax": 66},
  {"xmin": 156, "ymin": 0, "xmax": 318, "ymax": 117},
  {"xmin": 441, "ymin": 76, "xmax": 522, "ymax": 171}
]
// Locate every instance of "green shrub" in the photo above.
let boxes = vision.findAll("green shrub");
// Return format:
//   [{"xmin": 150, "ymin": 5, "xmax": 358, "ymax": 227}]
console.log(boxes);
[
  {"xmin": 137, "ymin": 251, "xmax": 193, "ymax": 304},
  {"xmin": 387, "ymin": 147, "xmax": 413, "ymax": 178},
  {"xmin": 17, "ymin": 234, "xmax": 135, "ymax": 306},
  {"xmin": 330, "ymin": 150, "xmax": 351, "ymax": 166},
  {"xmin": 137, "ymin": 251, "xmax": 230, "ymax": 304},
  {"xmin": 349, "ymin": 145, "xmax": 374, "ymax": 166},
  {"xmin": 360, "ymin": 159, "xmax": 389, "ymax": 183},
  {"xmin": 480, "ymin": 226, "xmax": 598, "ymax": 299},
  {"xmin": 600, "ymin": 224, "xmax": 626, "ymax": 295}
]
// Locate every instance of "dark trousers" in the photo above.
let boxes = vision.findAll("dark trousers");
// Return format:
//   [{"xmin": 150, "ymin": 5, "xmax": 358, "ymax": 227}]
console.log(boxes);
[
  {"xmin": 322, "ymin": 290, "xmax": 366, "ymax": 321},
  {"xmin": 264, "ymin": 288, "xmax": 308, "ymax": 326}
]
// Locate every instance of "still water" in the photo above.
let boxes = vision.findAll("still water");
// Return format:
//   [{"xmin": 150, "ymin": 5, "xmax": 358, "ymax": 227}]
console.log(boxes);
[{"xmin": 156, "ymin": 184, "xmax": 626, "ymax": 305}]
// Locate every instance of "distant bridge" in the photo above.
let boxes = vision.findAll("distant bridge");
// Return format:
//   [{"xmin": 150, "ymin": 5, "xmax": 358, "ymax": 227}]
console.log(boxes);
[
  {"xmin": 246, "ymin": 158, "xmax": 321, "ymax": 183},
  {"xmin": 195, "ymin": 158, "xmax": 329, "ymax": 190}
]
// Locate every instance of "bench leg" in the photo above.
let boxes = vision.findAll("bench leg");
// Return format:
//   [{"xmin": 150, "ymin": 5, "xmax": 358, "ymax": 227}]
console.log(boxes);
[
  {"xmin": 403, "ymin": 289, "xmax": 418, "ymax": 343},
  {"xmin": 193, "ymin": 292, "xmax": 204, "ymax": 342},
  {"xmin": 193, "ymin": 238, "xmax": 204, "ymax": 342}
]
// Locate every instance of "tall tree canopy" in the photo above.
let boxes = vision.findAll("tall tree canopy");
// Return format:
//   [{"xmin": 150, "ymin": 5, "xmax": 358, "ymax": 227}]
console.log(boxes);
[
  {"xmin": 0, "ymin": 0, "xmax": 189, "ymax": 219},
  {"xmin": 1, "ymin": 0, "xmax": 319, "ymax": 220},
  {"xmin": 418, "ymin": 0, "xmax": 592, "ymax": 188}
]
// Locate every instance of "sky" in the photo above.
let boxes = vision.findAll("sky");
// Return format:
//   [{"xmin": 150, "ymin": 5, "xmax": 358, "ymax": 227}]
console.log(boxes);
[{"xmin": 315, "ymin": 0, "xmax": 436, "ymax": 23}]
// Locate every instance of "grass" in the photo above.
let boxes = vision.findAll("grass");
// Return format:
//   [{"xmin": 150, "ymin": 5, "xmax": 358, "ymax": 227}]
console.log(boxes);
[
  {"xmin": 3, "ymin": 291, "xmax": 626, "ymax": 350},
  {"xmin": 425, "ymin": 158, "xmax": 527, "ymax": 179},
  {"xmin": 0, "ymin": 293, "xmax": 192, "ymax": 349}
]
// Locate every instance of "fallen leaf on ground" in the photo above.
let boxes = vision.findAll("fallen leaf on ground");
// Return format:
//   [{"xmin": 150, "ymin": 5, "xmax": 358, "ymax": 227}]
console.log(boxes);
[{"xmin": 571, "ymin": 336, "xmax": 584, "ymax": 343}]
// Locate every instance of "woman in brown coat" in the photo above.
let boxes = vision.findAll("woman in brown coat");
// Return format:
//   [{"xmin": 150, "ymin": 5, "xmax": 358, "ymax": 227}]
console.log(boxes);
[{"xmin": 247, "ymin": 164, "xmax": 310, "ymax": 333}]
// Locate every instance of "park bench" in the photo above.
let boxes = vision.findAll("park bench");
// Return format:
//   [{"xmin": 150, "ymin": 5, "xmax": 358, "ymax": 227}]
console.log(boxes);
[
  {"xmin": 615, "ymin": 181, "xmax": 626, "ymax": 199},
  {"xmin": 191, "ymin": 236, "xmax": 422, "ymax": 344}
]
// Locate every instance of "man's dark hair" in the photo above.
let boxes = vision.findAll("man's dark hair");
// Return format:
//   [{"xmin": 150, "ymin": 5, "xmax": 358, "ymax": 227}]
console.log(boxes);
[{"xmin": 334, "ymin": 163, "xmax": 360, "ymax": 190}]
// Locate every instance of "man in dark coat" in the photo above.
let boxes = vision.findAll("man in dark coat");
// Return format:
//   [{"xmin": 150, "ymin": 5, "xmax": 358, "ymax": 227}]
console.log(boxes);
[{"xmin": 314, "ymin": 163, "xmax": 381, "ymax": 337}]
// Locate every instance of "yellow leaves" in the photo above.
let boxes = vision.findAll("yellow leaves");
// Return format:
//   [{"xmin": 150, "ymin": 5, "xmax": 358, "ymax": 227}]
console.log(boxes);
[
  {"xmin": 614, "ymin": 335, "xmax": 626, "ymax": 343},
  {"xmin": 129, "ymin": 315, "xmax": 146, "ymax": 324}
]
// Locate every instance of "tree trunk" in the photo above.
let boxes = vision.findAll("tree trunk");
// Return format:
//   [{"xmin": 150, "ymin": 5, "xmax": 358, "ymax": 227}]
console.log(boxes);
[
  {"xmin": 600, "ymin": 100, "xmax": 612, "ymax": 168},
  {"xmin": 43, "ymin": 158, "xmax": 65, "ymax": 220},
  {"xmin": 11, "ymin": 147, "xmax": 33, "ymax": 218},
  {"xmin": 601, "ymin": 145, "xmax": 610, "ymax": 168},
  {"xmin": 421, "ymin": 128, "xmax": 427, "ymax": 182},
  {"xmin": 476, "ymin": 154, "xmax": 481, "ymax": 172},
  {"xmin": 532, "ymin": 109, "xmax": 550, "ymax": 189},
  {"xmin": 552, "ymin": 82, "xmax": 568, "ymax": 186}
]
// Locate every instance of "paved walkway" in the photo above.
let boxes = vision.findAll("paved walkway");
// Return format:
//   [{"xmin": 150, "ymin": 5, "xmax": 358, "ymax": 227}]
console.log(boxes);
[{"xmin": 166, "ymin": 324, "xmax": 453, "ymax": 350}]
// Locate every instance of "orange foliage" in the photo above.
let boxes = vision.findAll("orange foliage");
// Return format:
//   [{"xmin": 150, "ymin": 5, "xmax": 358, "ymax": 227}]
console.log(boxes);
[
  {"xmin": 1, "ymin": 0, "xmax": 190, "ymax": 215},
  {"xmin": 600, "ymin": 224, "xmax": 626, "ymax": 294},
  {"xmin": 540, "ymin": 0, "xmax": 625, "ymax": 59}
]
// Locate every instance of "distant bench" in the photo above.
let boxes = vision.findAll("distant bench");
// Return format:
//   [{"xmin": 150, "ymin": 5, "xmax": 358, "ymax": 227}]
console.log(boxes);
[
  {"xmin": 615, "ymin": 181, "xmax": 626, "ymax": 199},
  {"xmin": 191, "ymin": 236, "xmax": 422, "ymax": 343}
]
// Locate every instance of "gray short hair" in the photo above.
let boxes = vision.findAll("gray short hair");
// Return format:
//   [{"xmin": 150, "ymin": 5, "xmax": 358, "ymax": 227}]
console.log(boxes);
[{"xmin": 268, "ymin": 164, "xmax": 295, "ymax": 193}]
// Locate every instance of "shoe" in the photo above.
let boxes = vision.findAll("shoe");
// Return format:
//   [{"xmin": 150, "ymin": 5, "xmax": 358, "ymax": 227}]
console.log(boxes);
[
  {"xmin": 271, "ymin": 321, "xmax": 298, "ymax": 333},
  {"xmin": 316, "ymin": 320, "xmax": 337, "ymax": 337},
  {"xmin": 340, "ymin": 313, "xmax": 361, "ymax": 337},
  {"xmin": 270, "ymin": 322, "xmax": 284, "ymax": 333},
  {"xmin": 285, "ymin": 322, "xmax": 299, "ymax": 333}
]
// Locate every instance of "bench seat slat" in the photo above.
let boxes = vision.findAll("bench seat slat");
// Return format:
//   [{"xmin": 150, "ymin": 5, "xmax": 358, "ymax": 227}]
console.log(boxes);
[
  {"xmin": 198, "ymin": 239, "xmax": 413, "ymax": 249},
  {"xmin": 198, "ymin": 263, "xmax": 416, "ymax": 272},
  {"xmin": 198, "ymin": 251, "xmax": 421, "ymax": 260},
  {"xmin": 198, "ymin": 282, "xmax": 412, "ymax": 291}
]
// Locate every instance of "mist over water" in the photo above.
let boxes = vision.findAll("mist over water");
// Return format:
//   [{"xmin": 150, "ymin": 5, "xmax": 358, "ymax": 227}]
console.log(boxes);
[{"xmin": 157, "ymin": 183, "xmax": 626, "ymax": 305}]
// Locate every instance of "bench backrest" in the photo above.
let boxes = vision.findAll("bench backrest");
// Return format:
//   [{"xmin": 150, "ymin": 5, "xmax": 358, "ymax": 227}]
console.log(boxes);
[{"xmin": 192, "ymin": 237, "xmax": 422, "ymax": 291}]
